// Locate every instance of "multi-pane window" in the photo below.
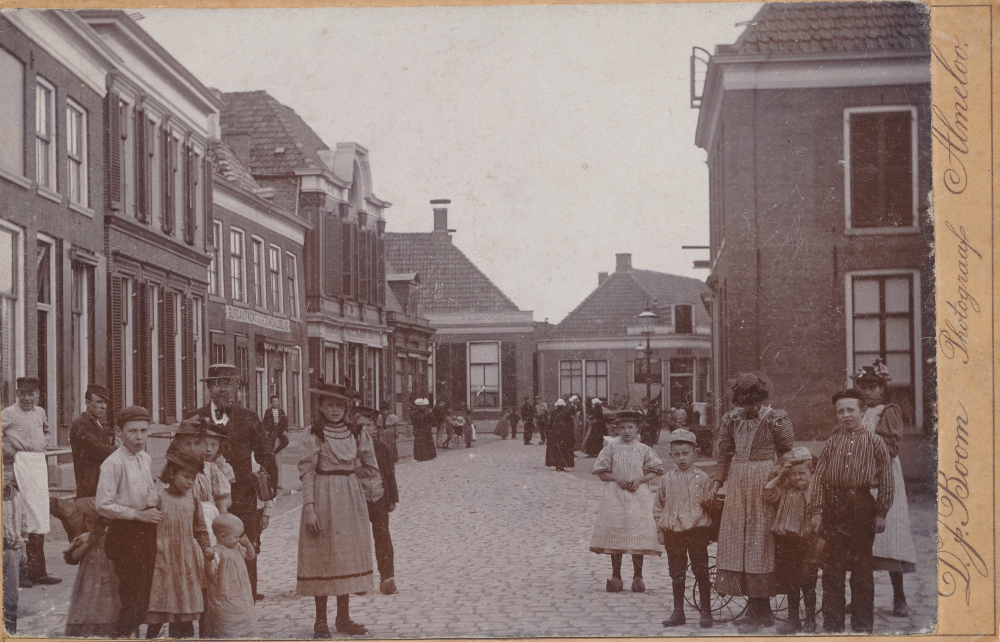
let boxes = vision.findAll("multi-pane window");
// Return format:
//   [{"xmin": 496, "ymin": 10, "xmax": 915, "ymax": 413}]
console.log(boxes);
[
  {"xmin": 230, "ymin": 228, "xmax": 245, "ymax": 301},
  {"xmin": 585, "ymin": 360, "xmax": 608, "ymax": 401},
  {"xmin": 285, "ymin": 252, "xmax": 298, "ymax": 317},
  {"xmin": 0, "ymin": 48, "xmax": 25, "ymax": 179},
  {"xmin": 559, "ymin": 360, "xmax": 582, "ymax": 398},
  {"xmin": 72, "ymin": 263, "xmax": 96, "ymax": 413},
  {"xmin": 845, "ymin": 107, "xmax": 918, "ymax": 230},
  {"xmin": 251, "ymin": 239, "xmax": 264, "ymax": 307},
  {"xmin": 35, "ymin": 79, "xmax": 56, "ymax": 190},
  {"xmin": 268, "ymin": 245, "xmax": 282, "ymax": 313},
  {"xmin": 212, "ymin": 343, "xmax": 226, "ymax": 366},
  {"xmin": 633, "ymin": 358, "xmax": 662, "ymax": 385},
  {"xmin": 469, "ymin": 342, "xmax": 500, "ymax": 409},
  {"xmin": 851, "ymin": 274, "xmax": 914, "ymax": 386},
  {"xmin": 0, "ymin": 224, "xmax": 21, "ymax": 408},
  {"xmin": 669, "ymin": 357, "xmax": 694, "ymax": 409},
  {"xmin": 674, "ymin": 304, "xmax": 693, "ymax": 334},
  {"xmin": 208, "ymin": 221, "xmax": 222, "ymax": 296},
  {"xmin": 66, "ymin": 100, "xmax": 88, "ymax": 207}
]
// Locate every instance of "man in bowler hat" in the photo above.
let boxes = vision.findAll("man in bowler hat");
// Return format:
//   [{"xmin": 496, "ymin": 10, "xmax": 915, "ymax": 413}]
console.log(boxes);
[{"xmin": 186, "ymin": 364, "xmax": 278, "ymax": 601}]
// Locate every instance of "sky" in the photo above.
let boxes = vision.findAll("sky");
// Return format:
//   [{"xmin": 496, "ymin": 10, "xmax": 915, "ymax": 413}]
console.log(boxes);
[{"xmin": 140, "ymin": 3, "xmax": 762, "ymax": 324}]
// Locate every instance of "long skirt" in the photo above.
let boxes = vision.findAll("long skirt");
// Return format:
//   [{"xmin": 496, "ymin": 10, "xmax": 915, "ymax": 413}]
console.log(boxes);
[
  {"xmin": 582, "ymin": 422, "xmax": 606, "ymax": 456},
  {"xmin": 589, "ymin": 483, "xmax": 661, "ymax": 556},
  {"xmin": 413, "ymin": 427, "xmax": 437, "ymax": 461},
  {"xmin": 296, "ymin": 474, "xmax": 374, "ymax": 596},
  {"xmin": 872, "ymin": 456, "xmax": 917, "ymax": 573},
  {"xmin": 66, "ymin": 530, "xmax": 121, "ymax": 635},
  {"xmin": 715, "ymin": 460, "xmax": 776, "ymax": 597}
]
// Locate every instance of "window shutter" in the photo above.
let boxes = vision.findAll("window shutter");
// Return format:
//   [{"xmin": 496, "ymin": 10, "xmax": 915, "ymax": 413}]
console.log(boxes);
[
  {"xmin": 324, "ymin": 213, "xmax": 343, "ymax": 297},
  {"xmin": 182, "ymin": 296, "xmax": 196, "ymax": 412},
  {"xmin": 135, "ymin": 109, "xmax": 149, "ymax": 223},
  {"xmin": 341, "ymin": 221, "xmax": 353, "ymax": 298},
  {"xmin": 358, "ymin": 227, "xmax": 369, "ymax": 303},
  {"xmin": 163, "ymin": 293, "xmax": 176, "ymax": 423},
  {"xmin": 352, "ymin": 225, "xmax": 359, "ymax": 300},
  {"xmin": 183, "ymin": 143, "xmax": 196, "ymax": 245},
  {"xmin": 110, "ymin": 276, "xmax": 124, "ymax": 411},
  {"xmin": 376, "ymin": 236, "xmax": 385, "ymax": 307},
  {"xmin": 501, "ymin": 342, "xmax": 517, "ymax": 411},
  {"xmin": 133, "ymin": 282, "xmax": 152, "ymax": 408},
  {"xmin": 105, "ymin": 92, "xmax": 122, "ymax": 211},
  {"xmin": 204, "ymin": 154, "xmax": 214, "ymax": 250},
  {"xmin": 162, "ymin": 127, "xmax": 174, "ymax": 234}
]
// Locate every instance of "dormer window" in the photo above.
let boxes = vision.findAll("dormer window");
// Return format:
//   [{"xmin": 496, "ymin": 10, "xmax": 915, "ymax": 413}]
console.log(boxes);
[{"xmin": 674, "ymin": 304, "xmax": 693, "ymax": 334}]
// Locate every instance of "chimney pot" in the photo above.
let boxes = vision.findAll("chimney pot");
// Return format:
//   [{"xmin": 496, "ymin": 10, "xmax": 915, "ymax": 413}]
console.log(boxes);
[
  {"xmin": 598, "ymin": 272, "xmax": 609, "ymax": 286},
  {"xmin": 615, "ymin": 253, "xmax": 632, "ymax": 272}
]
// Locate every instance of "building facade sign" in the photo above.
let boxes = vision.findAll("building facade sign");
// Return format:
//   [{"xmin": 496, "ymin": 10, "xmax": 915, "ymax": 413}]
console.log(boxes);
[{"xmin": 225, "ymin": 305, "xmax": 291, "ymax": 333}]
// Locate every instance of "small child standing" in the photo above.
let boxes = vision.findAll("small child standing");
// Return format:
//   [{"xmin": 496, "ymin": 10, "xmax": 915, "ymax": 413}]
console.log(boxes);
[
  {"xmin": 590, "ymin": 410, "xmax": 664, "ymax": 593},
  {"xmin": 764, "ymin": 446, "xmax": 819, "ymax": 634},
  {"xmin": 202, "ymin": 513, "xmax": 260, "ymax": 638},
  {"xmin": 655, "ymin": 429, "xmax": 714, "ymax": 628},
  {"xmin": 144, "ymin": 451, "xmax": 212, "ymax": 639}
]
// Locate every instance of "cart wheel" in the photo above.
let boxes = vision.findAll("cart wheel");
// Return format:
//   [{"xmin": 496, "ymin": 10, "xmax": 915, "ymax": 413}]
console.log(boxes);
[
  {"xmin": 770, "ymin": 593, "xmax": 788, "ymax": 622},
  {"xmin": 685, "ymin": 550, "xmax": 748, "ymax": 624}
]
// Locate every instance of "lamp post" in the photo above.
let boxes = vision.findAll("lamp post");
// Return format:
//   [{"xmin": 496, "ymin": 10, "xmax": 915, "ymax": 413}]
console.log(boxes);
[{"xmin": 638, "ymin": 307, "xmax": 658, "ymax": 409}]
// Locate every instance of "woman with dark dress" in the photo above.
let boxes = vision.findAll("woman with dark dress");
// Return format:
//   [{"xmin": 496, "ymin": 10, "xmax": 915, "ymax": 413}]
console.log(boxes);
[
  {"xmin": 410, "ymin": 399, "xmax": 437, "ymax": 462},
  {"xmin": 545, "ymin": 399, "xmax": 576, "ymax": 472},
  {"xmin": 708, "ymin": 371, "xmax": 794, "ymax": 634},
  {"xmin": 582, "ymin": 398, "xmax": 607, "ymax": 457}
]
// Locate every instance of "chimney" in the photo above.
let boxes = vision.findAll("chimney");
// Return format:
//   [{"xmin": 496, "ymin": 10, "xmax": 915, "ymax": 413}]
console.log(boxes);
[
  {"xmin": 431, "ymin": 199, "xmax": 451, "ymax": 231},
  {"xmin": 615, "ymin": 253, "xmax": 632, "ymax": 272},
  {"xmin": 598, "ymin": 272, "xmax": 609, "ymax": 286}
]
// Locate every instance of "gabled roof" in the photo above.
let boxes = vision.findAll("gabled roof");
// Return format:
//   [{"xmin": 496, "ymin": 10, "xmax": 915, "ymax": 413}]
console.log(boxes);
[
  {"xmin": 723, "ymin": 2, "xmax": 929, "ymax": 56},
  {"xmin": 208, "ymin": 140, "xmax": 261, "ymax": 192},
  {"xmin": 218, "ymin": 90, "xmax": 330, "ymax": 175},
  {"xmin": 384, "ymin": 233, "xmax": 522, "ymax": 314},
  {"xmin": 553, "ymin": 268, "xmax": 709, "ymax": 338}
]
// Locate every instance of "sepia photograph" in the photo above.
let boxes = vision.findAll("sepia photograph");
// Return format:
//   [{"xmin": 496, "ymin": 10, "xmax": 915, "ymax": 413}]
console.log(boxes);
[{"xmin": 0, "ymin": 0, "xmax": 960, "ymax": 638}]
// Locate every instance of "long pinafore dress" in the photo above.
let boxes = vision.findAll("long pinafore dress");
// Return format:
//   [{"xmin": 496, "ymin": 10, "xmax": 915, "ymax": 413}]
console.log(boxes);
[
  {"xmin": 202, "ymin": 543, "xmax": 260, "ymax": 638},
  {"xmin": 713, "ymin": 406, "xmax": 793, "ymax": 598},
  {"xmin": 296, "ymin": 423, "xmax": 378, "ymax": 596},
  {"xmin": 863, "ymin": 404, "xmax": 917, "ymax": 573},
  {"xmin": 589, "ymin": 440, "xmax": 664, "ymax": 556},
  {"xmin": 146, "ymin": 491, "xmax": 207, "ymax": 623}
]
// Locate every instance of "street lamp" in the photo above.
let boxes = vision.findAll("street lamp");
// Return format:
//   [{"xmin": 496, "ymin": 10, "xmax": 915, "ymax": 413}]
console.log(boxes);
[{"xmin": 637, "ymin": 307, "xmax": 658, "ymax": 408}]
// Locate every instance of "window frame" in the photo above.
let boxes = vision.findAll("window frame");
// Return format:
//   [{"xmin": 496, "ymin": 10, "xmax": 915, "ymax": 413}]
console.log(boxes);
[
  {"xmin": 559, "ymin": 359, "xmax": 583, "ymax": 398},
  {"xmin": 844, "ymin": 269, "xmax": 922, "ymax": 432},
  {"xmin": 34, "ymin": 77, "xmax": 56, "ymax": 192},
  {"xmin": 268, "ymin": 244, "xmax": 283, "ymax": 314},
  {"xmin": 229, "ymin": 227, "xmax": 246, "ymax": 302},
  {"xmin": 65, "ymin": 98, "xmax": 89, "ymax": 208},
  {"xmin": 584, "ymin": 359, "xmax": 608, "ymax": 401},
  {"xmin": 285, "ymin": 251, "xmax": 299, "ymax": 318},
  {"xmin": 843, "ymin": 106, "xmax": 920, "ymax": 235},
  {"xmin": 208, "ymin": 220, "xmax": 223, "ymax": 296},
  {"xmin": 468, "ymin": 341, "xmax": 501, "ymax": 409},
  {"xmin": 251, "ymin": 236, "xmax": 265, "ymax": 308}
]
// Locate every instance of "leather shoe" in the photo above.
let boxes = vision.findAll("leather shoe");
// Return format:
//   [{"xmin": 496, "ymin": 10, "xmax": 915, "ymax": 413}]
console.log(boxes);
[
  {"xmin": 893, "ymin": 598, "xmax": 908, "ymax": 617},
  {"xmin": 380, "ymin": 578, "xmax": 397, "ymax": 595},
  {"xmin": 18, "ymin": 577, "xmax": 33, "ymax": 588},
  {"xmin": 313, "ymin": 621, "xmax": 331, "ymax": 639},
  {"xmin": 606, "ymin": 577, "xmax": 624, "ymax": 593},
  {"xmin": 254, "ymin": 593, "xmax": 265, "ymax": 601},
  {"xmin": 631, "ymin": 577, "xmax": 645, "ymax": 593},
  {"xmin": 32, "ymin": 575, "xmax": 61, "ymax": 585},
  {"xmin": 700, "ymin": 611, "xmax": 713, "ymax": 628},
  {"xmin": 335, "ymin": 619, "xmax": 368, "ymax": 636}
]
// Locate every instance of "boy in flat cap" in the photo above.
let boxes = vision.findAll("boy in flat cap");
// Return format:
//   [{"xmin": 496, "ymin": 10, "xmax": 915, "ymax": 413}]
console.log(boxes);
[{"xmin": 96, "ymin": 405, "xmax": 163, "ymax": 638}]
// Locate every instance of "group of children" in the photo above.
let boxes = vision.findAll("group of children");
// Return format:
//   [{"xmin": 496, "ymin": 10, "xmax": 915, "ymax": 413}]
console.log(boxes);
[
  {"xmin": 64, "ymin": 406, "xmax": 261, "ymax": 639},
  {"xmin": 588, "ymin": 410, "xmax": 820, "ymax": 633}
]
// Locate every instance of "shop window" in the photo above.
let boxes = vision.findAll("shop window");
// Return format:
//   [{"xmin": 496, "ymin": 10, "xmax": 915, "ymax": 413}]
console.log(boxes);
[{"xmin": 469, "ymin": 342, "xmax": 500, "ymax": 409}]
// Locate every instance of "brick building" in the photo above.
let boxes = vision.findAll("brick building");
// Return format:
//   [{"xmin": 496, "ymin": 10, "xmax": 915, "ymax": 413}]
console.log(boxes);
[
  {"xmin": 205, "ymin": 140, "xmax": 311, "ymax": 426},
  {"xmin": 0, "ymin": 11, "xmax": 115, "ymax": 445},
  {"xmin": 385, "ymin": 201, "xmax": 534, "ymax": 420},
  {"xmin": 384, "ymin": 271, "xmax": 435, "ymax": 421},
  {"xmin": 218, "ymin": 91, "xmax": 391, "ymax": 409},
  {"xmin": 692, "ymin": 2, "xmax": 933, "ymax": 442},
  {"xmin": 535, "ymin": 254, "xmax": 711, "ymax": 416},
  {"xmin": 80, "ymin": 10, "xmax": 223, "ymax": 425}
]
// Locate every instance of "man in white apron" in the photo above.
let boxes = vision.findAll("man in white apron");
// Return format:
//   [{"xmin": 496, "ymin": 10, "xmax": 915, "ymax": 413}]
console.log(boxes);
[{"xmin": 1, "ymin": 377, "xmax": 59, "ymax": 586}]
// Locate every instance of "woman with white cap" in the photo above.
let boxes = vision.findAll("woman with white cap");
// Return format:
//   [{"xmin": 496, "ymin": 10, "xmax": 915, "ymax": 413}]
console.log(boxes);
[
  {"xmin": 545, "ymin": 399, "xmax": 575, "ymax": 472},
  {"xmin": 582, "ymin": 398, "xmax": 607, "ymax": 457},
  {"xmin": 411, "ymin": 399, "xmax": 437, "ymax": 462}
]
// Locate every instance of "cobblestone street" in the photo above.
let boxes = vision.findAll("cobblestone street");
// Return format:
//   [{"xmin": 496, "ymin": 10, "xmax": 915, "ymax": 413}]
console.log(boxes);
[{"xmin": 16, "ymin": 432, "xmax": 937, "ymax": 638}]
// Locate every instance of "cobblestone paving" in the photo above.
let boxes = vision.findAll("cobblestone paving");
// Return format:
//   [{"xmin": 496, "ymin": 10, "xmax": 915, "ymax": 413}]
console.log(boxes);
[{"xmin": 15, "ymin": 434, "xmax": 938, "ymax": 638}]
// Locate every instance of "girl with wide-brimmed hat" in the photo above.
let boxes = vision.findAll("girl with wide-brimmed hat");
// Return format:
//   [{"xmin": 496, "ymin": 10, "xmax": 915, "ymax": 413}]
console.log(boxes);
[
  {"xmin": 296, "ymin": 382, "xmax": 378, "ymax": 637},
  {"xmin": 709, "ymin": 371, "xmax": 794, "ymax": 633}
]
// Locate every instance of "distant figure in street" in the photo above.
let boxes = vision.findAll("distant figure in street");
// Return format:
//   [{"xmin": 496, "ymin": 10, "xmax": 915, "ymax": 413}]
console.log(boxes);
[
  {"xmin": 582, "ymin": 398, "xmax": 606, "ymax": 457},
  {"xmin": 545, "ymin": 399, "xmax": 575, "ymax": 472},
  {"xmin": 411, "ymin": 399, "xmax": 437, "ymax": 462},
  {"xmin": 590, "ymin": 410, "xmax": 663, "ymax": 594},
  {"xmin": 297, "ymin": 382, "xmax": 377, "ymax": 636},
  {"xmin": 536, "ymin": 396, "xmax": 550, "ymax": 445},
  {"xmin": 356, "ymin": 407, "xmax": 400, "ymax": 595},
  {"xmin": 262, "ymin": 395, "xmax": 290, "ymax": 456},
  {"xmin": 521, "ymin": 397, "xmax": 535, "ymax": 445},
  {"xmin": 378, "ymin": 413, "xmax": 400, "ymax": 463},
  {"xmin": 463, "ymin": 408, "xmax": 475, "ymax": 448},
  {"xmin": 507, "ymin": 408, "xmax": 520, "ymax": 440},
  {"xmin": 1, "ymin": 377, "xmax": 59, "ymax": 587}
]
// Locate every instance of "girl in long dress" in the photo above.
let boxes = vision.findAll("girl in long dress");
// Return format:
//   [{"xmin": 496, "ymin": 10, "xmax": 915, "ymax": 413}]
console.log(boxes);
[
  {"xmin": 709, "ymin": 371, "xmax": 794, "ymax": 633},
  {"xmin": 589, "ymin": 410, "xmax": 664, "ymax": 593},
  {"xmin": 145, "ymin": 451, "xmax": 211, "ymax": 639},
  {"xmin": 852, "ymin": 359, "xmax": 917, "ymax": 617},
  {"xmin": 297, "ymin": 382, "xmax": 379, "ymax": 637}
]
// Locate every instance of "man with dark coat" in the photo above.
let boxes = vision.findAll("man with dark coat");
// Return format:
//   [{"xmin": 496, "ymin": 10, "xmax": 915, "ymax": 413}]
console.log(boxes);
[
  {"xmin": 186, "ymin": 363, "xmax": 278, "ymax": 601},
  {"xmin": 69, "ymin": 385, "xmax": 115, "ymax": 498},
  {"xmin": 261, "ymin": 394, "xmax": 290, "ymax": 456},
  {"xmin": 521, "ymin": 397, "xmax": 536, "ymax": 445}
]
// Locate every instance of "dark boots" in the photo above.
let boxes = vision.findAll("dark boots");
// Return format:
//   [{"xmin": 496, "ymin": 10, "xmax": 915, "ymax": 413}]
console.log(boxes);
[
  {"xmin": 776, "ymin": 596, "xmax": 800, "ymax": 634},
  {"xmin": 803, "ymin": 591, "xmax": 817, "ymax": 632},
  {"xmin": 662, "ymin": 579, "xmax": 686, "ymax": 627},
  {"xmin": 698, "ymin": 580, "xmax": 713, "ymax": 627}
]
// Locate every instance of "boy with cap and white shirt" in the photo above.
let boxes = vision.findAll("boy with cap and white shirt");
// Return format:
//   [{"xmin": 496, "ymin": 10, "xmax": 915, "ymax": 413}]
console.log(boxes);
[{"xmin": 654, "ymin": 428, "xmax": 714, "ymax": 629}]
